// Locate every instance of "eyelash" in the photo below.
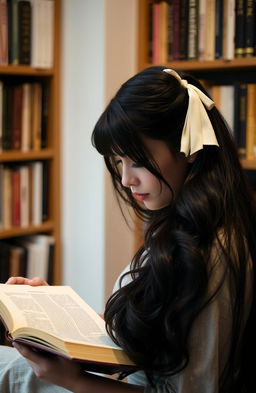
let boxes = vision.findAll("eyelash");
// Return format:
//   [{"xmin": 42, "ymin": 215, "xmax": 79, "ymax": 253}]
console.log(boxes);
[{"xmin": 114, "ymin": 160, "xmax": 143, "ymax": 168}]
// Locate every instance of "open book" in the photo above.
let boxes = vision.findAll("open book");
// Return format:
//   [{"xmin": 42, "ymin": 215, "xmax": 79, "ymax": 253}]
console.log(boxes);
[{"xmin": 0, "ymin": 284, "xmax": 136, "ymax": 375}]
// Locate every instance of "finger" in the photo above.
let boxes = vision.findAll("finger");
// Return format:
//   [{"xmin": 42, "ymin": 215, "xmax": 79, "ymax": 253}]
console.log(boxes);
[
  {"xmin": 29, "ymin": 277, "xmax": 49, "ymax": 286},
  {"xmin": 13, "ymin": 342, "xmax": 46, "ymax": 362},
  {"xmin": 6, "ymin": 277, "xmax": 31, "ymax": 285}
]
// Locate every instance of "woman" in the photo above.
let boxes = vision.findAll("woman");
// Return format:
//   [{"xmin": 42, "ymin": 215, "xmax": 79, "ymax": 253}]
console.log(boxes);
[{"xmin": 2, "ymin": 66, "xmax": 256, "ymax": 393}]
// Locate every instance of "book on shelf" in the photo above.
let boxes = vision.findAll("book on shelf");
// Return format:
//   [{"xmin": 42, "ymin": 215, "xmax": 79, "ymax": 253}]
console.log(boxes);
[
  {"xmin": 2, "ymin": 166, "xmax": 11, "ymax": 229},
  {"xmin": 0, "ymin": 164, "xmax": 3, "ymax": 230},
  {"xmin": 31, "ymin": 0, "xmax": 54, "ymax": 69},
  {"xmin": 215, "ymin": 0, "xmax": 223, "ymax": 58},
  {"xmin": 179, "ymin": 0, "xmax": 189, "ymax": 60},
  {"xmin": 244, "ymin": 0, "xmax": 255, "ymax": 57},
  {"xmin": 204, "ymin": 0, "xmax": 215, "ymax": 60},
  {"xmin": 170, "ymin": 0, "xmax": 180, "ymax": 61},
  {"xmin": 0, "ymin": 284, "xmax": 137, "ymax": 375},
  {"xmin": 0, "ymin": 242, "xmax": 13, "ymax": 282},
  {"xmin": 11, "ymin": 165, "xmax": 21, "ymax": 227},
  {"xmin": 146, "ymin": 0, "xmax": 256, "ymax": 62},
  {"xmin": 0, "ymin": 0, "xmax": 8, "ymax": 65},
  {"xmin": 0, "ymin": 241, "xmax": 27, "ymax": 282},
  {"xmin": 188, "ymin": 0, "xmax": 199, "ymax": 60},
  {"xmin": 0, "ymin": 81, "xmax": 3, "ymax": 152},
  {"xmin": 0, "ymin": 162, "xmax": 48, "ymax": 231},
  {"xmin": 235, "ymin": 83, "xmax": 247, "ymax": 158},
  {"xmin": 31, "ymin": 83, "xmax": 42, "ymax": 151},
  {"xmin": 21, "ymin": 83, "xmax": 32, "ymax": 151},
  {"xmin": 209, "ymin": 82, "xmax": 256, "ymax": 160},
  {"xmin": 0, "ymin": 81, "xmax": 47, "ymax": 152},
  {"xmin": 0, "ymin": 234, "xmax": 55, "ymax": 283},
  {"xmin": 246, "ymin": 84, "xmax": 256, "ymax": 159},
  {"xmin": 7, "ymin": 0, "xmax": 19, "ymax": 65},
  {"xmin": 2, "ymin": 0, "xmax": 54, "ymax": 67},
  {"xmin": 234, "ymin": 0, "xmax": 246, "ymax": 57},
  {"xmin": 11, "ymin": 85, "xmax": 23, "ymax": 150},
  {"xmin": 18, "ymin": 0, "xmax": 31, "ymax": 65}
]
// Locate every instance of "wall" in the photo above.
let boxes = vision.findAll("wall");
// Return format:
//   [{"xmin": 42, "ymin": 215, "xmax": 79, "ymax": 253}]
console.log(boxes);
[
  {"xmin": 61, "ymin": 0, "xmax": 105, "ymax": 312},
  {"xmin": 61, "ymin": 0, "xmax": 137, "ymax": 312},
  {"xmin": 104, "ymin": 0, "xmax": 138, "ymax": 300}
]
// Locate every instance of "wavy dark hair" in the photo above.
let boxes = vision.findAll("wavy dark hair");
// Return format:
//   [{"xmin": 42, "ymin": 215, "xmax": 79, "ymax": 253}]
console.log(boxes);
[{"xmin": 91, "ymin": 66, "xmax": 256, "ymax": 391}]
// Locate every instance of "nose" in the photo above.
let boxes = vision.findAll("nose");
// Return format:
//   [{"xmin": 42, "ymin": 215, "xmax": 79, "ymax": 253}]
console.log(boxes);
[{"xmin": 121, "ymin": 166, "xmax": 139, "ymax": 188}]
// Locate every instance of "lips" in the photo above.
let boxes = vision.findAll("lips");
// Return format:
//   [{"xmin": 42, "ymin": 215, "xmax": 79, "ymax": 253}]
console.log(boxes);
[{"xmin": 132, "ymin": 192, "xmax": 149, "ymax": 201}]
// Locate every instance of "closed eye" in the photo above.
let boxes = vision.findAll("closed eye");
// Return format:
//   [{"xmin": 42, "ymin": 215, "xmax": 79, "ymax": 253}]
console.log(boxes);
[{"xmin": 132, "ymin": 162, "xmax": 143, "ymax": 168}]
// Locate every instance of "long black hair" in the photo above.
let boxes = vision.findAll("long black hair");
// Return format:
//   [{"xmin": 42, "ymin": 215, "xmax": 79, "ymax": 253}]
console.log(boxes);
[{"xmin": 91, "ymin": 66, "xmax": 256, "ymax": 391}]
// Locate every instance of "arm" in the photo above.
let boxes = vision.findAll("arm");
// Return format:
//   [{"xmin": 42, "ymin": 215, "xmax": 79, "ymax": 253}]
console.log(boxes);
[{"xmin": 13, "ymin": 343, "xmax": 144, "ymax": 393}]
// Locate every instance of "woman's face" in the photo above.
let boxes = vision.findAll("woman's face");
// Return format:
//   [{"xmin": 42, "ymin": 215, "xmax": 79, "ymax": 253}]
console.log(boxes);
[{"xmin": 115, "ymin": 138, "xmax": 189, "ymax": 210}]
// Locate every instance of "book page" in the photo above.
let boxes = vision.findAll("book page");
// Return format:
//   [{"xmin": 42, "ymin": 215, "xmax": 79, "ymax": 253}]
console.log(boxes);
[{"xmin": 0, "ymin": 284, "xmax": 119, "ymax": 349}]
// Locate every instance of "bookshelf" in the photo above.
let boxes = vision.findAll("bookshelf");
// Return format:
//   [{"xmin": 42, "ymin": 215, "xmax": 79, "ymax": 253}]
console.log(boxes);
[
  {"xmin": 0, "ymin": 0, "xmax": 61, "ymax": 285},
  {"xmin": 137, "ymin": 0, "xmax": 256, "ymax": 171},
  {"xmin": 134, "ymin": 0, "xmax": 256, "ymax": 250}
]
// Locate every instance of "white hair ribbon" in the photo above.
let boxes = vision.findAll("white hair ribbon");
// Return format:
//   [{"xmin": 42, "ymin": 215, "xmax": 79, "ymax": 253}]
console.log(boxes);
[{"xmin": 163, "ymin": 68, "xmax": 219, "ymax": 157}]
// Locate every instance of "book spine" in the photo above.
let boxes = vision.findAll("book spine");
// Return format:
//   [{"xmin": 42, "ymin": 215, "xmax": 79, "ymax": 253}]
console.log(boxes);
[
  {"xmin": 179, "ymin": 0, "xmax": 189, "ymax": 60},
  {"xmin": 18, "ymin": 0, "xmax": 31, "ymax": 65},
  {"xmin": 167, "ymin": 0, "xmax": 173, "ymax": 61},
  {"xmin": 0, "ymin": 241, "xmax": 11, "ymax": 282},
  {"xmin": 32, "ymin": 161, "xmax": 43, "ymax": 226},
  {"xmin": 244, "ymin": 0, "xmax": 255, "ymax": 56},
  {"xmin": 159, "ymin": 1, "xmax": 168, "ymax": 64},
  {"xmin": 188, "ymin": 0, "xmax": 199, "ymax": 59},
  {"xmin": 147, "ymin": 1, "xmax": 153, "ymax": 63},
  {"xmin": 215, "ymin": 0, "xmax": 224, "ymax": 58},
  {"xmin": 8, "ymin": 0, "xmax": 19, "ymax": 65},
  {"xmin": 237, "ymin": 83, "xmax": 248, "ymax": 158},
  {"xmin": 235, "ymin": 0, "xmax": 246, "ymax": 57},
  {"xmin": 246, "ymin": 84, "xmax": 256, "ymax": 159},
  {"xmin": 198, "ymin": 0, "xmax": 206, "ymax": 60},
  {"xmin": 152, "ymin": 1, "xmax": 160, "ymax": 63},
  {"xmin": 171, "ymin": 0, "xmax": 180, "ymax": 60},
  {"xmin": 42, "ymin": 161, "xmax": 48, "ymax": 221},
  {"xmin": 0, "ymin": 164, "xmax": 3, "ymax": 231},
  {"xmin": 2, "ymin": 85, "xmax": 12, "ymax": 150},
  {"xmin": 3, "ymin": 166, "xmax": 12, "ymax": 229},
  {"xmin": 0, "ymin": 81, "xmax": 3, "ymax": 152},
  {"xmin": 11, "ymin": 166, "xmax": 21, "ymax": 227},
  {"xmin": 0, "ymin": 0, "xmax": 8, "ymax": 65},
  {"xmin": 223, "ymin": 0, "xmax": 236, "ymax": 60},
  {"xmin": 21, "ymin": 83, "xmax": 32, "ymax": 151},
  {"xmin": 20, "ymin": 164, "xmax": 29, "ymax": 227},
  {"xmin": 11, "ymin": 85, "xmax": 23, "ymax": 150},
  {"xmin": 204, "ymin": 0, "xmax": 216, "ymax": 60},
  {"xmin": 41, "ymin": 84, "xmax": 49, "ymax": 148},
  {"xmin": 31, "ymin": 83, "xmax": 42, "ymax": 150}
]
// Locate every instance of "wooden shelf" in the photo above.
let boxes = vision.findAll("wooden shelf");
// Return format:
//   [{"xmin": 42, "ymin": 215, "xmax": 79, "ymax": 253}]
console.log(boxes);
[
  {"xmin": 139, "ymin": 58, "xmax": 256, "ymax": 72},
  {"xmin": 0, "ymin": 0, "xmax": 62, "ymax": 285},
  {"xmin": 0, "ymin": 149, "xmax": 55, "ymax": 162},
  {"xmin": 0, "ymin": 221, "xmax": 54, "ymax": 239},
  {"xmin": 0, "ymin": 65, "xmax": 54, "ymax": 76},
  {"xmin": 241, "ymin": 159, "xmax": 256, "ymax": 170}
]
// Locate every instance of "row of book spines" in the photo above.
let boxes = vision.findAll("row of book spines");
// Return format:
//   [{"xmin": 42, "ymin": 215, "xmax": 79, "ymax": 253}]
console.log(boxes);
[
  {"xmin": 209, "ymin": 83, "xmax": 256, "ymax": 160},
  {"xmin": 148, "ymin": 0, "xmax": 256, "ymax": 63},
  {"xmin": 0, "ymin": 235, "xmax": 54, "ymax": 284},
  {"xmin": 0, "ymin": 0, "xmax": 54, "ymax": 68},
  {"xmin": 0, "ymin": 161, "xmax": 49, "ymax": 231},
  {"xmin": 0, "ymin": 81, "xmax": 49, "ymax": 152}
]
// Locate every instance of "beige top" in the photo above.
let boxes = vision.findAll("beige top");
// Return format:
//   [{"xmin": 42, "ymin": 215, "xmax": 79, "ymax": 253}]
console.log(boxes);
[{"xmin": 113, "ymin": 241, "xmax": 253, "ymax": 393}]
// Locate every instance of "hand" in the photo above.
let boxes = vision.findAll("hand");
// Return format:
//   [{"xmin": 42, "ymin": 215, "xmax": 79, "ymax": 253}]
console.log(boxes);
[
  {"xmin": 12, "ymin": 342, "xmax": 84, "ymax": 391},
  {"xmin": 13, "ymin": 343, "xmax": 145, "ymax": 393},
  {"xmin": 5, "ymin": 276, "xmax": 48, "ymax": 286}
]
